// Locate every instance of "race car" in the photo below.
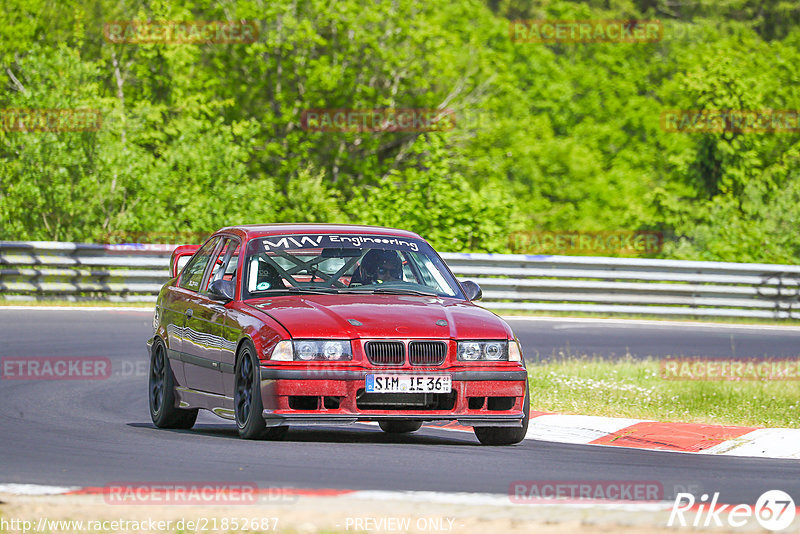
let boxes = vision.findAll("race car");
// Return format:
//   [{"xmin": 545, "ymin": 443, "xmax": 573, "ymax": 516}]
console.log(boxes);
[{"xmin": 148, "ymin": 224, "xmax": 530, "ymax": 445}]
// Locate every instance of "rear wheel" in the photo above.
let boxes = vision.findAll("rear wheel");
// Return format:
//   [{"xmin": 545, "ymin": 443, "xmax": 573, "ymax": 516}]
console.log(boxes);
[
  {"xmin": 379, "ymin": 420, "xmax": 423, "ymax": 434},
  {"xmin": 473, "ymin": 381, "xmax": 530, "ymax": 446},
  {"xmin": 149, "ymin": 339, "xmax": 198, "ymax": 429},
  {"xmin": 234, "ymin": 341, "xmax": 288, "ymax": 440}
]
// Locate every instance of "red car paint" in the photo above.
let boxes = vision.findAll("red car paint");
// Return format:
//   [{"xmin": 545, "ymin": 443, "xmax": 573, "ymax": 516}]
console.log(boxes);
[{"xmin": 149, "ymin": 224, "xmax": 528, "ymax": 441}]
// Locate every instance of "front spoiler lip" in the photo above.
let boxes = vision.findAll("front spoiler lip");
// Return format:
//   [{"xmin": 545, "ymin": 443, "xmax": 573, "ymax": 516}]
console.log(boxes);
[
  {"xmin": 260, "ymin": 411, "xmax": 524, "ymax": 428},
  {"xmin": 259, "ymin": 368, "xmax": 527, "ymax": 381}
]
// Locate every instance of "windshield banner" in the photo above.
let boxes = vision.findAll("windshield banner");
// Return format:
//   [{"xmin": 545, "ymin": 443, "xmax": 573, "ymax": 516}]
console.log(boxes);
[{"xmin": 261, "ymin": 235, "xmax": 420, "ymax": 252}]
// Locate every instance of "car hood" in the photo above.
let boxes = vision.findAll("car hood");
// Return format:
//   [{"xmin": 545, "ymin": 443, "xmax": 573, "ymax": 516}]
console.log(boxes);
[{"xmin": 245, "ymin": 294, "xmax": 512, "ymax": 340}]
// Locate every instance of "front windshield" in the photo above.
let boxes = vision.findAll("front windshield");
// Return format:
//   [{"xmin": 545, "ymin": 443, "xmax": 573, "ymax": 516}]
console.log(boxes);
[{"xmin": 241, "ymin": 234, "xmax": 464, "ymax": 299}]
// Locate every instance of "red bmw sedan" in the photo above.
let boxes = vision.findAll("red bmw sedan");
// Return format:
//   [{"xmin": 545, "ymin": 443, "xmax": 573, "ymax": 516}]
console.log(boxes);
[{"xmin": 148, "ymin": 224, "xmax": 530, "ymax": 445}]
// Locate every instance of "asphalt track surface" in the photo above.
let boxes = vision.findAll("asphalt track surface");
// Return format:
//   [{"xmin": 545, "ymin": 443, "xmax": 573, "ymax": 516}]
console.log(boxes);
[
  {"xmin": 1, "ymin": 308, "xmax": 799, "ymax": 505},
  {"xmin": 507, "ymin": 317, "xmax": 800, "ymax": 360}
]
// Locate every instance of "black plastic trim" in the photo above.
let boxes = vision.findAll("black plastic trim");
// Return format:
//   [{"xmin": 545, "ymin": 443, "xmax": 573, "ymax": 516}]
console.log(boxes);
[
  {"xmin": 259, "ymin": 368, "xmax": 527, "ymax": 381},
  {"xmin": 260, "ymin": 411, "xmax": 524, "ymax": 427}
]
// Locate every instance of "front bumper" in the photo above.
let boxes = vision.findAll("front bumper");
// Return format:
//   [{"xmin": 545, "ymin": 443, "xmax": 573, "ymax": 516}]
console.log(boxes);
[{"xmin": 258, "ymin": 367, "xmax": 528, "ymax": 428}]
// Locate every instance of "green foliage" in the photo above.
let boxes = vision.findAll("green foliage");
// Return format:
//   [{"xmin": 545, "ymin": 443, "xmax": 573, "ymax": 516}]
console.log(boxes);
[
  {"xmin": 1, "ymin": 0, "xmax": 800, "ymax": 263},
  {"xmin": 352, "ymin": 134, "xmax": 520, "ymax": 252}
]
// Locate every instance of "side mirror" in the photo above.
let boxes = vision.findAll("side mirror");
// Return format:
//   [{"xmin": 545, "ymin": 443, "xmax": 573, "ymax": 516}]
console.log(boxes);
[
  {"xmin": 208, "ymin": 279, "xmax": 234, "ymax": 302},
  {"xmin": 461, "ymin": 280, "xmax": 483, "ymax": 301}
]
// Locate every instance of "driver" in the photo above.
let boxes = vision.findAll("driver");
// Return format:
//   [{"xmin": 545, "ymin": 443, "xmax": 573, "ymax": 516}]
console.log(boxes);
[{"xmin": 354, "ymin": 249, "xmax": 403, "ymax": 285}]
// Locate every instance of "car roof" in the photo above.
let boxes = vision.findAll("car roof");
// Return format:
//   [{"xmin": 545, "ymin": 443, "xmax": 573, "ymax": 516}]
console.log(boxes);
[{"xmin": 214, "ymin": 224, "xmax": 424, "ymax": 241}]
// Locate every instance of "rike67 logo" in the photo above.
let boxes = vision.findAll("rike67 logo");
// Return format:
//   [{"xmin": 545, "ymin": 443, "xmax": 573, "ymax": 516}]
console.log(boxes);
[{"xmin": 668, "ymin": 490, "xmax": 796, "ymax": 531}]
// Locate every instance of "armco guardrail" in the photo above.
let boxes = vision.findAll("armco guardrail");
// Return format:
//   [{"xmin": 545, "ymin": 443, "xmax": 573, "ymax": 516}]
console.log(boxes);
[
  {"xmin": 0, "ymin": 242, "xmax": 173, "ymax": 303},
  {"xmin": 443, "ymin": 253, "xmax": 800, "ymax": 319},
  {"xmin": 2, "ymin": 241, "xmax": 800, "ymax": 318}
]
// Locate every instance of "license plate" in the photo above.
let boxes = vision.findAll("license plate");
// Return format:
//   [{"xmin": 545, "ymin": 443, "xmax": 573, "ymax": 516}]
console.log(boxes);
[{"xmin": 365, "ymin": 374, "xmax": 452, "ymax": 393}]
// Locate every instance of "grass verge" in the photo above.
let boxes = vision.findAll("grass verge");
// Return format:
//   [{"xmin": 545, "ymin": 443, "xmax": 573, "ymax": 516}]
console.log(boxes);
[{"xmin": 527, "ymin": 356, "xmax": 800, "ymax": 428}]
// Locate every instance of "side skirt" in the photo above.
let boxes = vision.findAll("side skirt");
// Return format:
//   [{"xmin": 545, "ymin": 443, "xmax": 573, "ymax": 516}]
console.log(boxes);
[{"xmin": 175, "ymin": 386, "xmax": 235, "ymax": 420}]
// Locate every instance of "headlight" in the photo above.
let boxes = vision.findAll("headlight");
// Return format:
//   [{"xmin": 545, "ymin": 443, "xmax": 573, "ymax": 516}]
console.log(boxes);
[
  {"xmin": 322, "ymin": 341, "xmax": 345, "ymax": 361},
  {"xmin": 460, "ymin": 342, "xmax": 482, "ymax": 361},
  {"xmin": 296, "ymin": 341, "xmax": 316, "ymax": 361},
  {"xmin": 457, "ymin": 340, "xmax": 509, "ymax": 361},
  {"xmin": 270, "ymin": 340, "xmax": 294, "ymax": 361},
  {"xmin": 271, "ymin": 340, "xmax": 353, "ymax": 361},
  {"xmin": 484, "ymin": 342, "xmax": 504, "ymax": 360}
]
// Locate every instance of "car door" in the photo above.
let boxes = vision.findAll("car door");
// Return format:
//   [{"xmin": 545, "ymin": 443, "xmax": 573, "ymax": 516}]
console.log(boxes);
[
  {"xmin": 182, "ymin": 237, "xmax": 238, "ymax": 394},
  {"xmin": 161, "ymin": 237, "xmax": 220, "ymax": 387},
  {"xmin": 205, "ymin": 237, "xmax": 242, "ymax": 396}
]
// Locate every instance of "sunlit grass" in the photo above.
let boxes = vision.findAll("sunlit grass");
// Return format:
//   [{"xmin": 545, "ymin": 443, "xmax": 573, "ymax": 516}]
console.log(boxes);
[{"xmin": 527, "ymin": 356, "xmax": 800, "ymax": 428}]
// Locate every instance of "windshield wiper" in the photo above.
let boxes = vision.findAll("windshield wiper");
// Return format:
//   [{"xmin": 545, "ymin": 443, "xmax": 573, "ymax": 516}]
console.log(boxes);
[{"xmin": 341, "ymin": 287, "xmax": 438, "ymax": 297}]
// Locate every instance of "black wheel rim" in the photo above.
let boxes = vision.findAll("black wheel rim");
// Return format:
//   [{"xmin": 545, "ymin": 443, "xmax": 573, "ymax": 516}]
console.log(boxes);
[
  {"xmin": 236, "ymin": 351, "xmax": 253, "ymax": 425},
  {"xmin": 149, "ymin": 344, "xmax": 166, "ymax": 414}
]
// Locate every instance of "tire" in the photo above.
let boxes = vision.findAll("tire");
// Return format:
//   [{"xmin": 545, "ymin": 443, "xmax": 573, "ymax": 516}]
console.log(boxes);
[
  {"xmin": 149, "ymin": 339, "xmax": 198, "ymax": 429},
  {"xmin": 379, "ymin": 420, "xmax": 423, "ymax": 434},
  {"xmin": 234, "ymin": 341, "xmax": 288, "ymax": 440},
  {"xmin": 473, "ymin": 381, "xmax": 530, "ymax": 446}
]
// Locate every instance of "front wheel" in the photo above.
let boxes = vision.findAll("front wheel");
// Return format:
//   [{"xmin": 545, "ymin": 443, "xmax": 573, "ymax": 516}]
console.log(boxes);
[
  {"xmin": 234, "ymin": 341, "xmax": 288, "ymax": 440},
  {"xmin": 149, "ymin": 339, "xmax": 198, "ymax": 429},
  {"xmin": 473, "ymin": 382, "xmax": 530, "ymax": 446},
  {"xmin": 379, "ymin": 420, "xmax": 423, "ymax": 434}
]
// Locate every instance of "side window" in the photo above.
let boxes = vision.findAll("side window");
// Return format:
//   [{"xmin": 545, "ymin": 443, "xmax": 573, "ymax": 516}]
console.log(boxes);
[
  {"xmin": 224, "ymin": 245, "xmax": 240, "ymax": 280},
  {"xmin": 178, "ymin": 238, "xmax": 219, "ymax": 291},
  {"xmin": 205, "ymin": 238, "xmax": 240, "ymax": 291}
]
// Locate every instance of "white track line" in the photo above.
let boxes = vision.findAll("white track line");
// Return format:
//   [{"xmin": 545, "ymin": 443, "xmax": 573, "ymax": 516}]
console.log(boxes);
[
  {"xmin": 422, "ymin": 416, "xmax": 800, "ymax": 460},
  {"xmin": 0, "ymin": 483, "xmax": 80, "ymax": 495},
  {"xmin": 523, "ymin": 415, "xmax": 648, "ymax": 444},
  {"xmin": 703, "ymin": 428, "xmax": 800, "ymax": 459},
  {"xmin": 0, "ymin": 483, "xmax": 672, "ymax": 511},
  {"xmin": 348, "ymin": 489, "xmax": 671, "ymax": 510}
]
